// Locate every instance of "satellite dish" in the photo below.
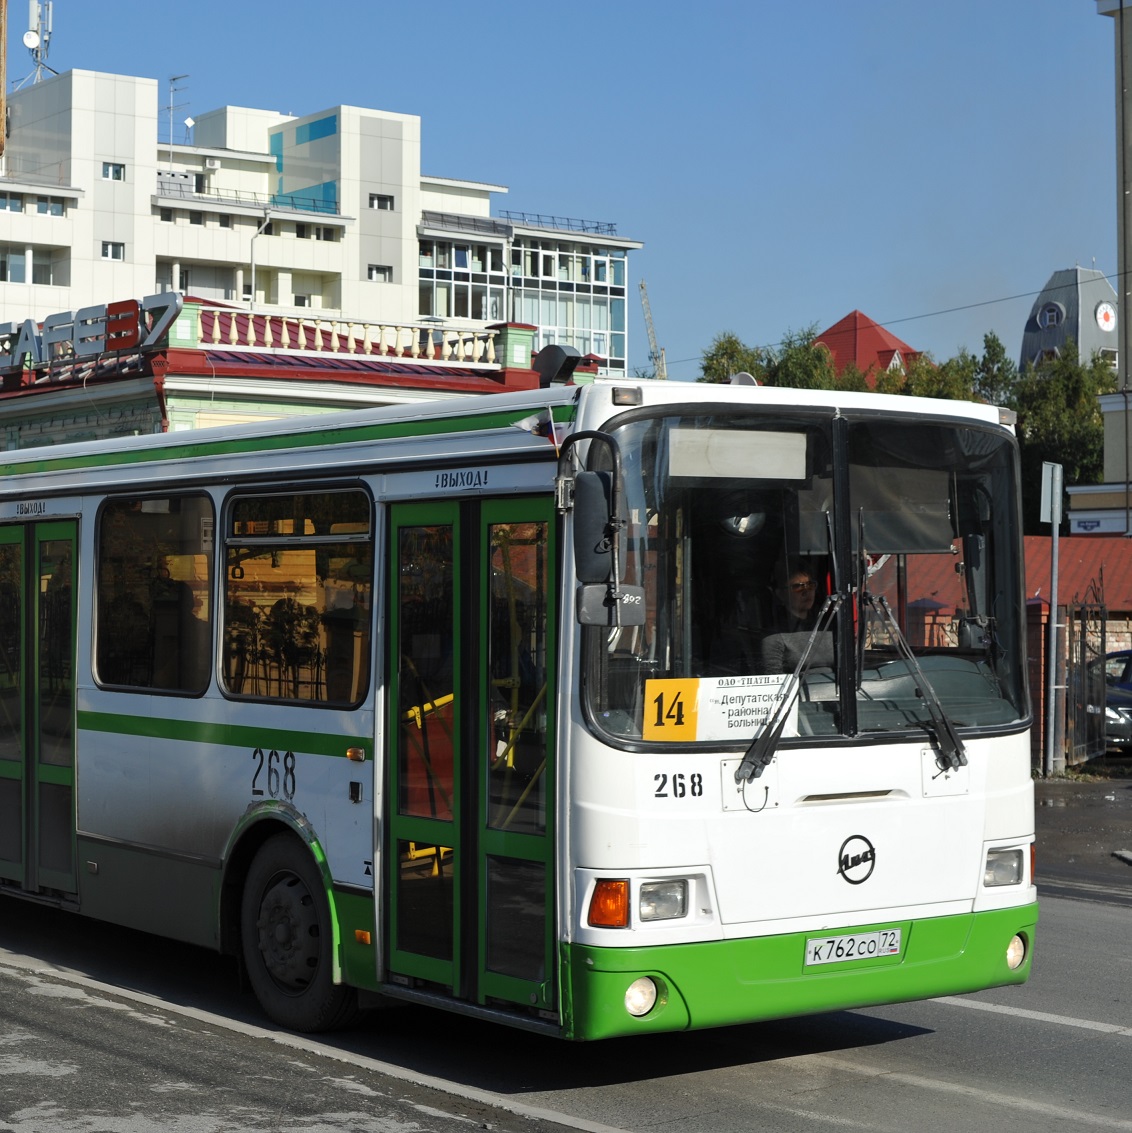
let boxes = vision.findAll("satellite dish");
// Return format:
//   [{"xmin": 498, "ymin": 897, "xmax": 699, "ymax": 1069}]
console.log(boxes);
[
  {"xmin": 23, "ymin": 29, "xmax": 41, "ymax": 49},
  {"xmin": 730, "ymin": 371, "xmax": 758, "ymax": 386}
]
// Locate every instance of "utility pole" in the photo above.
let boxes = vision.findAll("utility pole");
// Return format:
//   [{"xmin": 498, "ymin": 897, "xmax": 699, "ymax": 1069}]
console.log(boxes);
[{"xmin": 1, "ymin": 0, "xmax": 8, "ymax": 159}]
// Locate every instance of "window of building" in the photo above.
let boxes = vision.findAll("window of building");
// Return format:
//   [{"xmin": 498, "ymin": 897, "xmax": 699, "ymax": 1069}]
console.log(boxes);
[
  {"xmin": 369, "ymin": 193, "xmax": 394, "ymax": 210},
  {"xmin": 102, "ymin": 162, "xmax": 126, "ymax": 181},
  {"xmin": 0, "ymin": 192, "xmax": 23, "ymax": 212},
  {"xmin": 189, "ymin": 211, "xmax": 204, "ymax": 226},
  {"xmin": 1038, "ymin": 303, "xmax": 1064, "ymax": 329},
  {"xmin": 219, "ymin": 214, "xmax": 232, "ymax": 228},
  {"xmin": 316, "ymin": 226, "xmax": 336, "ymax": 242},
  {"xmin": 296, "ymin": 223, "xmax": 310, "ymax": 239},
  {"xmin": 36, "ymin": 197, "xmax": 65, "ymax": 217},
  {"xmin": 101, "ymin": 241, "xmax": 125, "ymax": 261},
  {"xmin": 159, "ymin": 207, "xmax": 174, "ymax": 223},
  {"xmin": 0, "ymin": 247, "xmax": 26, "ymax": 283},
  {"xmin": 31, "ymin": 251, "xmax": 54, "ymax": 286},
  {"xmin": 295, "ymin": 294, "xmax": 310, "ymax": 307},
  {"xmin": 223, "ymin": 490, "xmax": 373, "ymax": 705},
  {"xmin": 368, "ymin": 264, "xmax": 393, "ymax": 283},
  {"xmin": 263, "ymin": 222, "xmax": 274, "ymax": 236},
  {"xmin": 194, "ymin": 173, "xmax": 206, "ymax": 193},
  {"xmin": 179, "ymin": 268, "xmax": 191, "ymax": 291},
  {"xmin": 95, "ymin": 494, "xmax": 214, "ymax": 694}
]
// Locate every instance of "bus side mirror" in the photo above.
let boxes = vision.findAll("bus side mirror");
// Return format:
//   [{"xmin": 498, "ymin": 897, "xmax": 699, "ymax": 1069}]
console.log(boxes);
[
  {"xmin": 574, "ymin": 470, "xmax": 624, "ymax": 583},
  {"xmin": 577, "ymin": 582, "xmax": 646, "ymax": 626},
  {"xmin": 558, "ymin": 430, "xmax": 644, "ymax": 627}
]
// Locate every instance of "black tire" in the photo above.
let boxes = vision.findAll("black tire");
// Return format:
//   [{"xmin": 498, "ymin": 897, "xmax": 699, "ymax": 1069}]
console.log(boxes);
[{"xmin": 240, "ymin": 832, "xmax": 358, "ymax": 1032}]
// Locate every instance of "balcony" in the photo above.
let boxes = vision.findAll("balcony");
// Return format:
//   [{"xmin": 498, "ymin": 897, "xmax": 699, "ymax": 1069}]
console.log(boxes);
[{"xmin": 155, "ymin": 178, "xmax": 340, "ymax": 217}]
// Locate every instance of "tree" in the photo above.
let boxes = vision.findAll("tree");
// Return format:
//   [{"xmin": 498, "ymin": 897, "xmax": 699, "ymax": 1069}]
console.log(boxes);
[
  {"xmin": 1013, "ymin": 341, "xmax": 1115, "ymax": 532},
  {"xmin": 904, "ymin": 350, "xmax": 976, "ymax": 401},
  {"xmin": 699, "ymin": 332, "xmax": 764, "ymax": 384},
  {"xmin": 761, "ymin": 324, "xmax": 837, "ymax": 390},
  {"xmin": 972, "ymin": 332, "xmax": 1019, "ymax": 408}
]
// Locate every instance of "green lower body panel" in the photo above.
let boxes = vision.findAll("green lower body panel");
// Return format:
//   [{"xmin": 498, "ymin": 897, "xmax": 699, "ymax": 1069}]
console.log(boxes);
[
  {"xmin": 561, "ymin": 903, "xmax": 1038, "ymax": 1041},
  {"xmin": 332, "ymin": 888, "xmax": 381, "ymax": 993}
]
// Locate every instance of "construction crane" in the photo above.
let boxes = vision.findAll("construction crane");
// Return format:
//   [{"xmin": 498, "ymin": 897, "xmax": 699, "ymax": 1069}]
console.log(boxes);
[{"xmin": 638, "ymin": 279, "xmax": 667, "ymax": 380}]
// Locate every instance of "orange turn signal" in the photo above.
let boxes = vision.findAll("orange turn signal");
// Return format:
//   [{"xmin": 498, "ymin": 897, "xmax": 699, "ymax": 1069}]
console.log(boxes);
[
  {"xmin": 588, "ymin": 879, "xmax": 630, "ymax": 928},
  {"xmin": 354, "ymin": 929, "xmax": 372, "ymax": 945}
]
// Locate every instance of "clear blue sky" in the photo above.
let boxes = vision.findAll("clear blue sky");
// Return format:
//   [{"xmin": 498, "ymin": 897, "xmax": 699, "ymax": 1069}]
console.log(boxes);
[{"xmin": 4, "ymin": 0, "xmax": 1118, "ymax": 380}]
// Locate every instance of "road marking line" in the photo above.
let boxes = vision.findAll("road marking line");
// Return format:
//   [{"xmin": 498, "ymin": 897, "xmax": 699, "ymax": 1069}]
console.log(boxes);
[
  {"xmin": 806, "ymin": 1054, "xmax": 1132, "ymax": 1129},
  {"xmin": 932, "ymin": 995, "xmax": 1132, "ymax": 1036}
]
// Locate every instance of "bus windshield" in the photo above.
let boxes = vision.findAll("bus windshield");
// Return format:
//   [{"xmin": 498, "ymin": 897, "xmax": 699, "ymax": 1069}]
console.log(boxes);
[{"xmin": 585, "ymin": 409, "xmax": 1026, "ymax": 745}]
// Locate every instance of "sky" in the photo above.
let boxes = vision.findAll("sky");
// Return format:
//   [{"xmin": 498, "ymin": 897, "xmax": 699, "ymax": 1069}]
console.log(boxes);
[{"xmin": 3, "ymin": 0, "xmax": 1120, "ymax": 380}]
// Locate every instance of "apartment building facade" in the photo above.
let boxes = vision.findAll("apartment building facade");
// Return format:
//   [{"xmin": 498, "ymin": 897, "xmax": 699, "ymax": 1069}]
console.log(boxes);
[{"xmin": 1, "ymin": 69, "xmax": 640, "ymax": 376}]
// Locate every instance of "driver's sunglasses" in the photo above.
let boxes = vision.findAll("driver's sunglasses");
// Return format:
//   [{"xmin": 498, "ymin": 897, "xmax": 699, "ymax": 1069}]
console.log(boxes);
[{"xmin": 788, "ymin": 580, "xmax": 816, "ymax": 593}]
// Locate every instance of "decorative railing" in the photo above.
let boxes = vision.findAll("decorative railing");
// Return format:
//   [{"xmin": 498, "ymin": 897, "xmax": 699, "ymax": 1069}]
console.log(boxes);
[{"xmin": 191, "ymin": 306, "xmax": 498, "ymax": 365}]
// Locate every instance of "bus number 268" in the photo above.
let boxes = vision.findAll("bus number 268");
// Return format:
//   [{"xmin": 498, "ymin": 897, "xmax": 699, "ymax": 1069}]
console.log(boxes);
[
  {"xmin": 654, "ymin": 772, "xmax": 704, "ymax": 799},
  {"xmin": 252, "ymin": 747, "xmax": 297, "ymax": 800}
]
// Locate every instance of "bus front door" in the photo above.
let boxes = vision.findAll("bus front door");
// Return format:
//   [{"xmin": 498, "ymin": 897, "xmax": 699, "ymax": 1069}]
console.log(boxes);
[
  {"xmin": 387, "ymin": 498, "xmax": 556, "ymax": 1017},
  {"xmin": 0, "ymin": 522, "xmax": 78, "ymax": 897}
]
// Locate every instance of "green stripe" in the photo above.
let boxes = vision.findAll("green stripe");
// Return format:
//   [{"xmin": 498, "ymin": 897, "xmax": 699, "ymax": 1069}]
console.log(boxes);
[
  {"xmin": 561, "ymin": 904, "xmax": 1038, "ymax": 1040},
  {"xmin": 78, "ymin": 709, "xmax": 370, "ymax": 759},
  {"xmin": 0, "ymin": 404, "xmax": 576, "ymax": 478}
]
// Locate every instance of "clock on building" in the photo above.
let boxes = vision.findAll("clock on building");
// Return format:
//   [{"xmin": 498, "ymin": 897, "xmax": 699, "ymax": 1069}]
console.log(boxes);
[{"xmin": 1096, "ymin": 301, "xmax": 1117, "ymax": 331}]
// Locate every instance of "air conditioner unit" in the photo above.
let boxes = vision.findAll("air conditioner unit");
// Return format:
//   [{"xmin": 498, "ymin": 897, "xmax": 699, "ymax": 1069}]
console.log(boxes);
[{"xmin": 205, "ymin": 158, "xmax": 221, "ymax": 170}]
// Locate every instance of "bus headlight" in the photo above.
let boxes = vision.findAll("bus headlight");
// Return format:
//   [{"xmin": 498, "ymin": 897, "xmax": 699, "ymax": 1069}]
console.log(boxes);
[
  {"xmin": 984, "ymin": 848, "xmax": 1024, "ymax": 887},
  {"xmin": 639, "ymin": 880, "xmax": 688, "ymax": 922},
  {"xmin": 625, "ymin": 977, "xmax": 658, "ymax": 1016}
]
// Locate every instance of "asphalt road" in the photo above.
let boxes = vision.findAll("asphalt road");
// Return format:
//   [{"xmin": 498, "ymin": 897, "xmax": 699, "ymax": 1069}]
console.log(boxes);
[
  {"xmin": 0, "ymin": 769, "xmax": 1129, "ymax": 1132},
  {"xmin": 1033, "ymin": 765, "xmax": 1132, "ymax": 905}
]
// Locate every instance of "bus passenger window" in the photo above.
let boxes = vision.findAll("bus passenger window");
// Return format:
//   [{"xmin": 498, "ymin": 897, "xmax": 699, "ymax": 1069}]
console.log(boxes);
[
  {"xmin": 223, "ymin": 490, "xmax": 373, "ymax": 706},
  {"xmin": 95, "ymin": 495, "xmax": 213, "ymax": 694}
]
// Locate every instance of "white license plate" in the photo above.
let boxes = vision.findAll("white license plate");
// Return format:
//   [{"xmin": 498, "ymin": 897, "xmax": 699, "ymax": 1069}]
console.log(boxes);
[{"xmin": 805, "ymin": 928, "xmax": 902, "ymax": 966}]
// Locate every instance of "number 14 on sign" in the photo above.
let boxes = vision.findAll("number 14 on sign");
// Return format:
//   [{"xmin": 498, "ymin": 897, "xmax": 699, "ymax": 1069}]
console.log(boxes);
[{"xmin": 643, "ymin": 679, "xmax": 699, "ymax": 741}]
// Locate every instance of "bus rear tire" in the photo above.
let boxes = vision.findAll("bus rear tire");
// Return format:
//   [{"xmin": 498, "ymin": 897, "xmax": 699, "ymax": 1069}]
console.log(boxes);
[{"xmin": 240, "ymin": 832, "xmax": 358, "ymax": 1032}]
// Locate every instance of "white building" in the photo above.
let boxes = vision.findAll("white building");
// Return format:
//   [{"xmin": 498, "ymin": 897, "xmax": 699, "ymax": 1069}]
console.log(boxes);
[{"xmin": 0, "ymin": 69, "xmax": 640, "ymax": 376}]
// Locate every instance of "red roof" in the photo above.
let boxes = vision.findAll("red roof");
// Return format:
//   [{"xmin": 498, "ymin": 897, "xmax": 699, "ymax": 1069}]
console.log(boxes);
[
  {"xmin": 815, "ymin": 310, "xmax": 922, "ymax": 380},
  {"xmin": 1022, "ymin": 535, "xmax": 1132, "ymax": 611},
  {"xmin": 905, "ymin": 535, "xmax": 1132, "ymax": 615}
]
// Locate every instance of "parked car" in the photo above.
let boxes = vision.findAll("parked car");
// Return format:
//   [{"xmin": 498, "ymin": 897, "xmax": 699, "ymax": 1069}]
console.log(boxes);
[
  {"xmin": 1105, "ymin": 685, "xmax": 1132, "ymax": 750},
  {"xmin": 1103, "ymin": 649, "xmax": 1132, "ymax": 694}
]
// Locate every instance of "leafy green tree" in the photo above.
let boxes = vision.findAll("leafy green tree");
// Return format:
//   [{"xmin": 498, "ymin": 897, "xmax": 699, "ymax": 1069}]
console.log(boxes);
[
  {"xmin": 972, "ymin": 332, "xmax": 1020, "ymax": 408},
  {"xmin": 698, "ymin": 332, "xmax": 764, "ymax": 384},
  {"xmin": 904, "ymin": 350, "xmax": 977, "ymax": 400},
  {"xmin": 836, "ymin": 362, "xmax": 872, "ymax": 392},
  {"xmin": 762, "ymin": 324, "xmax": 837, "ymax": 390},
  {"xmin": 872, "ymin": 363, "xmax": 907, "ymax": 396},
  {"xmin": 1013, "ymin": 341, "xmax": 1115, "ymax": 532}
]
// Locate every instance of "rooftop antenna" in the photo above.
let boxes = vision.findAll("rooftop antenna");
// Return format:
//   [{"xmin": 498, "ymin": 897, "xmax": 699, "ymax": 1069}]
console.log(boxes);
[
  {"xmin": 167, "ymin": 74, "xmax": 189, "ymax": 170},
  {"xmin": 14, "ymin": 1, "xmax": 56, "ymax": 90}
]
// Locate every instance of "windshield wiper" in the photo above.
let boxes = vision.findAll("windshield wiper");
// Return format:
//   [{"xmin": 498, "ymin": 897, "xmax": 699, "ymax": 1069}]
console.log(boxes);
[
  {"xmin": 734, "ymin": 593, "xmax": 843, "ymax": 783},
  {"xmin": 865, "ymin": 593, "xmax": 967, "ymax": 772}
]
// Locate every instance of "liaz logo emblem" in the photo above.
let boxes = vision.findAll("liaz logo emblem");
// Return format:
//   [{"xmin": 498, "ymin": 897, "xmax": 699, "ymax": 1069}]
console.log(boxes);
[{"xmin": 837, "ymin": 835, "xmax": 876, "ymax": 885}]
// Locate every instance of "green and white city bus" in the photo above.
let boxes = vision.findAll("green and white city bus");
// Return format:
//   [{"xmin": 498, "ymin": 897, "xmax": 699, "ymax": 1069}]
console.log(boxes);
[{"xmin": 0, "ymin": 378, "xmax": 1037, "ymax": 1038}]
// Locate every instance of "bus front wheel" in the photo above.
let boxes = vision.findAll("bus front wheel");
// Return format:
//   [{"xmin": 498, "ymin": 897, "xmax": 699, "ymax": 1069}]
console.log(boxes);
[{"xmin": 240, "ymin": 833, "xmax": 357, "ymax": 1032}]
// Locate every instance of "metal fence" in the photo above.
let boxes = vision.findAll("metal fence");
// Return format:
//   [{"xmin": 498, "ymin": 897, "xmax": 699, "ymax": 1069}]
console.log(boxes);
[{"xmin": 1064, "ymin": 577, "xmax": 1107, "ymax": 766}]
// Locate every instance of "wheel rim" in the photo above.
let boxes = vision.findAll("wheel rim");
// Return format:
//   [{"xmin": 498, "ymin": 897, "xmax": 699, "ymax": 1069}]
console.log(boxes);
[{"xmin": 254, "ymin": 871, "xmax": 321, "ymax": 994}]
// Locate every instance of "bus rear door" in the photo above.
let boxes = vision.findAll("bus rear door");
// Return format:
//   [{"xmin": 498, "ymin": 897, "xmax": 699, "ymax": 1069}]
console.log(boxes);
[
  {"xmin": 387, "ymin": 497, "xmax": 557, "ymax": 1017},
  {"xmin": 0, "ymin": 521, "xmax": 78, "ymax": 898}
]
